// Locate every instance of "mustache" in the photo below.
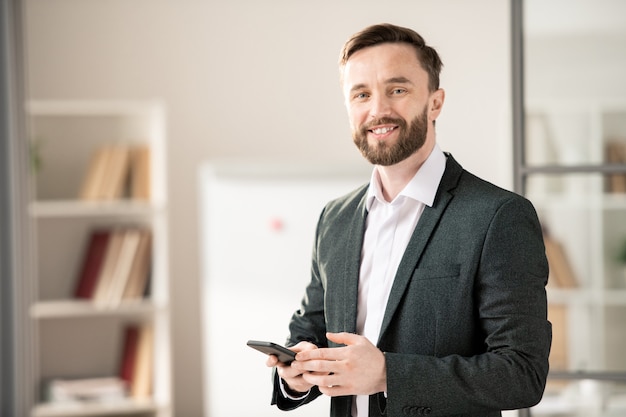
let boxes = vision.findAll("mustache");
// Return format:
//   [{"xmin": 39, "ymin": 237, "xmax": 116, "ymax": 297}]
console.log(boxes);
[{"xmin": 361, "ymin": 117, "xmax": 407, "ymax": 132}]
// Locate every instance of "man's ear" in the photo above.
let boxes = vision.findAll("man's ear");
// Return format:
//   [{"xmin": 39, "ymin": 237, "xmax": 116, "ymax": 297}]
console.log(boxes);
[{"xmin": 429, "ymin": 88, "xmax": 445, "ymax": 120}]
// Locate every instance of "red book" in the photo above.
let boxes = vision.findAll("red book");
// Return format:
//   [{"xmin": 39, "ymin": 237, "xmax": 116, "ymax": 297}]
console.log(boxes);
[
  {"xmin": 119, "ymin": 325, "xmax": 139, "ymax": 385},
  {"xmin": 74, "ymin": 230, "xmax": 111, "ymax": 298}
]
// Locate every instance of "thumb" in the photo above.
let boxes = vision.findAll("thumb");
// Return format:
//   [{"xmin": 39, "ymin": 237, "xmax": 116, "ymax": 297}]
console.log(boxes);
[{"xmin": 326, "ymin": 331, "xmax": 359, "ymax": 346}]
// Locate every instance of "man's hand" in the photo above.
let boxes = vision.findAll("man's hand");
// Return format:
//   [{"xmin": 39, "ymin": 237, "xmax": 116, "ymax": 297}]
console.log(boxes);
[
  {"xmin": 291, "ymin": 332, "xmax": 387, "ymax": 397},
  {"xmin": 266, "ymin": 340, "xmax": 318, "ymax": 395}
]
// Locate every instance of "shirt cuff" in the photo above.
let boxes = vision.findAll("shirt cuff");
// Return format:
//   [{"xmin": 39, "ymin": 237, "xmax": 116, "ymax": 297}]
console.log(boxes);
[{"xmin": 279, "ymin": 378, "xmax": 309, "ymax": 400}]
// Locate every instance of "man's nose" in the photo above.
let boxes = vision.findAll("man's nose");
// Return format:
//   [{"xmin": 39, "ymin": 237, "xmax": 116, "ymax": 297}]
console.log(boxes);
[{"xmin": 369, "ymin": 94, "xmax": 392, "ymax": 119}]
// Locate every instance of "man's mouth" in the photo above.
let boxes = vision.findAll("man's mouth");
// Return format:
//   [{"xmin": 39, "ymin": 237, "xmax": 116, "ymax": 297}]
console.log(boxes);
[{"xmin": 370, "ymin": 126, "xmax": 396, "ymax": 134}]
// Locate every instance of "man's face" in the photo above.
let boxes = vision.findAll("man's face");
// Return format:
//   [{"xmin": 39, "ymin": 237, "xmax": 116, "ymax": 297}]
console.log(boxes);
[
  {"xmin": 352, "ymin": 103, "xmax": 429, "ymax": 166},
  {"xmin": 341, "ymin": 43, "xmax": 442, "ymax": 166}
]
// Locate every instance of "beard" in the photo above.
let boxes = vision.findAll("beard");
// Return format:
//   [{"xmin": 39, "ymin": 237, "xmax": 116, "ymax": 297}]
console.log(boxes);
[{"xmin": 352, "ymin": 105, "xmax": 429, "ymax": 166}]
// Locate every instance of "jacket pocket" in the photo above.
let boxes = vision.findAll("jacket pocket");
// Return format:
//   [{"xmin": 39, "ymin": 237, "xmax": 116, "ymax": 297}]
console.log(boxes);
[{"xmin": 412, "ymin": 263, "xmax": 461, "ymax": 280}]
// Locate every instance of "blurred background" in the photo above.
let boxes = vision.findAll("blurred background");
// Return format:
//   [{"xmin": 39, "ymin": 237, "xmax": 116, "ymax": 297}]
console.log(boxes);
[{"xmin": 2, "ymin": 0, "xmax": 625, "ymax": 416}]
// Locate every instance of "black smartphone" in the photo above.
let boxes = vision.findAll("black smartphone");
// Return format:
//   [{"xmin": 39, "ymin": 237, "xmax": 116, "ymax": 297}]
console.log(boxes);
[{"xmin": 247, "ymin": 340, "xmax": 296, "ymax": 364}]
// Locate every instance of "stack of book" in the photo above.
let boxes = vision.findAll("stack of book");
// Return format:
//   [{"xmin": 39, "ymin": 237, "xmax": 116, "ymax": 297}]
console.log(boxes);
[
  {"xmin": 43, "ymin": 323, "xmax": 153, "ymax": 404},
  {"xmin": 74, "ymin": 227, "xmax": 152, "ymax": 308},
  {"xmin": 79, "ymin": 144, "xmax": 151, "ymax": 201}
]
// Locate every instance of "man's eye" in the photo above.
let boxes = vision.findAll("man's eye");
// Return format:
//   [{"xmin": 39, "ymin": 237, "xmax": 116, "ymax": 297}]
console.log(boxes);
[
  {"xmin": 355, "ymin": 92, "xmax": 369, "ymax": 100},
  {"xmin": 392, "ymin": 88, "xmax": 406, "ymax": 95}
]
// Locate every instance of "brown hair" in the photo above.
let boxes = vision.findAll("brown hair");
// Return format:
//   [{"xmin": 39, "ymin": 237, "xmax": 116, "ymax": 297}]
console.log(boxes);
[{"xmin": 339, "ymin": 23, "xmax": 443, "ymax": 92}]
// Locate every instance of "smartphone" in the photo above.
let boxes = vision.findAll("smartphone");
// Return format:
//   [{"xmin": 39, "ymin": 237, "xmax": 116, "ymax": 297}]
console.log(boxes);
[{"xmin": 247, "ymin": 340, "xmax": 296, "ymax": 364}]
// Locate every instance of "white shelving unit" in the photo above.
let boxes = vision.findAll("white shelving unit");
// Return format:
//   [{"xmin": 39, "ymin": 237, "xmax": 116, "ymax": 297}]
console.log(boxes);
[
  {"xmin": 26, "ymin": 100, "xmax": 171, "ymax": 417},
  {"xmin": 523, "ymin": 99, "xmax": 626, "ymax": 415}
]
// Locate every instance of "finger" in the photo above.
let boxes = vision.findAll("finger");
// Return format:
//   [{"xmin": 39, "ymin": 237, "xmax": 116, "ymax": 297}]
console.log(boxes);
[
  {"xmin": 266, "ymin": 354, "xmax": 279, "ymax": 367},
  {"xmin": 291, "ymin": 341, "xmax": 318, "ymax": 353},
  {"xmin": 275, "ymin": 363, "xmax": 290, "ymax": 379},
  {"xmin": 318, "ymin": 385, "xmax": 349, "ymax": 397},
  {"xmin": 296, "ymin": 346, "xmax": 344, "ymax": 362},
  {"xmin": 301, "ymin": 370, "xmax": 336, "ymax": 387},
  {"xmin": 276, "ymin": 362, "xmax": 302, "ymax": 380},
  {"xmin": 326, "ymin": 331, "xmax": 360, "ymax": 346},
  {"xmin": 293, "ymin": 356, "xmax": 339, "ymax": 375}
]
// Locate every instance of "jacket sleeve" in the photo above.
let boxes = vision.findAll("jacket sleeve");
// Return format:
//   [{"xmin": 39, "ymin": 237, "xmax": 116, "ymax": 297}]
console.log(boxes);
[
  {"xmin": 271, "ymin": 367, "xmax": 323, "ymax": 410},
  {"xmin": 270, "ymin": 208, "xmax": 329, "ymax": 410}
]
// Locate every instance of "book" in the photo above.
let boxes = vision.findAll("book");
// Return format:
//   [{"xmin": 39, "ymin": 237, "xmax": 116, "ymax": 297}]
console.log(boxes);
[
  {"xmin": 45, "ymin": 376, "xmax": 127, "ymax": 403},
  {"xmin": 122, "ymin": 229, "xmax": 152, "ymax": 301},
  {"xmin": 130, "ymin": 145, "xmax": 151, "ymax": 201},
  {"xmin": 130, "ymin": 324, "xmax": 153, "ymax": 399},
  {"xmin": 79, "ymin": 147, "xmax": 112, "ymax": 200},
  {"xmin": 605, "ymin": 141, "xmax": 626, "ymax": 193},
  {"xmin": 99, "ymin": 145, "xmax": 131, "ymax": 200},
  {"xmin": 92, "ymin": 229, "xmax": 126, "ymax": 307},
  {"xmin": 106, "ymin": 228, "xmax": 143, "ymax": 308},
  {"xmin": 117, "ymin": 324, "xmax": 153, "ymax": 400},
  {"xmin": 118, "ymin": 325, "xmax": 140, "ymax": 385},
  {"xmin": 78, "ymin": 145, "xmax": 133, "ymax": 200},
  {"xmin": 544, "ymin": 234, "xmax": 578, "ymax": 288},
  {"xmin": 74, "ymin": 229, "xmax": 111, "ymax": 299}
]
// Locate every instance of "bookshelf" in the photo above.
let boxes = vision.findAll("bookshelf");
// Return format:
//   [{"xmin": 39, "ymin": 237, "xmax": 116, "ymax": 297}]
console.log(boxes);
[
  {"xmin": 26, "ymin": 100, "xmax": 171, "ymax": 417},
  {"xmin": 517, "ymin": 99, "xmax": 626, "ymax": 415}
]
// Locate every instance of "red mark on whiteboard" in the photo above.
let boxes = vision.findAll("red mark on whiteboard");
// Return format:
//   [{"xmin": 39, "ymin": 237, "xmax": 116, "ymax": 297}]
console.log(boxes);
[{"xmin": 269, "ymin": 217, "xmax": 284, "ymax": 232}]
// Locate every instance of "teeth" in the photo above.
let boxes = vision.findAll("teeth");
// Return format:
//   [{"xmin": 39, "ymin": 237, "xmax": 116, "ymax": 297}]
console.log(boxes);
[{"xmin": 372, "ymin": 127, "xmax": 394, "ymax": 134}]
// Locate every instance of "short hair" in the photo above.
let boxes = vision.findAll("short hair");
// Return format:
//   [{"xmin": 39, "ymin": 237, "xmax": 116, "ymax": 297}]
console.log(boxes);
[{"xmin": 339, "ymin": 23, "xmax": 443, "ymax": 92}]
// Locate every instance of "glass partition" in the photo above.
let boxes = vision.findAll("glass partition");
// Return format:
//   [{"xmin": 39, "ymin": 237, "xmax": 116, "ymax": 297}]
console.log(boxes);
[{"xmin": 516, "ymin": 0, "xmax": 626, "ymax": 415}]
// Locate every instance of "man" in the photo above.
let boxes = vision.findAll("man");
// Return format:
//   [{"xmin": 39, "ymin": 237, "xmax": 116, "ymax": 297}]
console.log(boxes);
[{"xmin": 265, "ymin": 23, "xmax": 551, "ymax": 417}]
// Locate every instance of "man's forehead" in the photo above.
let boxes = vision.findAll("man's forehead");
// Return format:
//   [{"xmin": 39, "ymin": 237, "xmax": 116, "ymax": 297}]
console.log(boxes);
[
  {"xmin": 342, "ymin": 45, "xmax": 425, "ymax": 88},
  {"xmin": 345, "ymin": 42, "xmax": 419, "ymax": 64}
]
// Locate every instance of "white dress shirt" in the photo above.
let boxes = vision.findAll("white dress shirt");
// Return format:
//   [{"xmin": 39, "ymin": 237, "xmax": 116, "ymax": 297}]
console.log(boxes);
[{"xmin": 354, "ymin": 144, "xmax": 446, "ymax": 417}]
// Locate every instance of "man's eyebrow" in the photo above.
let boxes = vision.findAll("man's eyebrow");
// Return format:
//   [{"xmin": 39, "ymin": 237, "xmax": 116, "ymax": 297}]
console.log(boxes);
[
  {"xmin": 386, "ymin": 76, "xmax": 413, "ymax": 85},
  {"xmin": 349, "ymin": 77, "xmax": 413, "ymax": 93},
  {"xmin": 349, "ymin": 83, "xmax": 367, "ymax": 94}
]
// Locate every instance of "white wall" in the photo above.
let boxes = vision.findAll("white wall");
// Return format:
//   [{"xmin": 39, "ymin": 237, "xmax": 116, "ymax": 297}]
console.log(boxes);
[{"xmin": 23, "ymin": 1, "xmax": 512, "ymax": 415}]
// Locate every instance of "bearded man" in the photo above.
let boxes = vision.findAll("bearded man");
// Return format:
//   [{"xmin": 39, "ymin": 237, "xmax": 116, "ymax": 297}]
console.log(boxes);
[{"xmin": 263, "ymin": 23, "xmax": 551, "ymax": 417}]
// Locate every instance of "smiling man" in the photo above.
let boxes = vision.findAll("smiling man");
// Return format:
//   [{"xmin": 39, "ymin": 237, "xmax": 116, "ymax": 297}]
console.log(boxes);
[{"xmin": 264, "ymin": 23, "xmax": 551, "ymax": 417}]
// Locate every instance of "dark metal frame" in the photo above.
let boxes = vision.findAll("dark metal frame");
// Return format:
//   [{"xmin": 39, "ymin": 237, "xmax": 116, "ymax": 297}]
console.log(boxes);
[{"xmin": 1, "ymin": 0, "xmax": 36, "ymax": 416}]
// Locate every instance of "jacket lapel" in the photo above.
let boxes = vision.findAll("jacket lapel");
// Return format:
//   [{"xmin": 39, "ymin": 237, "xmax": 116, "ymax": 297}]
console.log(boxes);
[
  {"xmin": 342, "ymin": 191, "xmax": 369, "ymax": 334},
  {"xmin": 377, "ymin": 154, "xmax": 463, "ymax": 342}
]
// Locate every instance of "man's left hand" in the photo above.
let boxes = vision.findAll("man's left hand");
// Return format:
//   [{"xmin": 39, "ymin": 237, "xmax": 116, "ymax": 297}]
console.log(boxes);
[{"xmin": 291, "ymin": 332, "xmax": 387, "ymax": 397}]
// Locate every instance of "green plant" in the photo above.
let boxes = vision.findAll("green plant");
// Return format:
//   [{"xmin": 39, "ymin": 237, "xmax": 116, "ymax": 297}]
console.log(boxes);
[
  {"xmin": 618, "ymin": 238, "xmax": 626, "ymax": 265},
  {"xmin": 30, "ymin": 137, "xmax": 42, "ymax": 174}
]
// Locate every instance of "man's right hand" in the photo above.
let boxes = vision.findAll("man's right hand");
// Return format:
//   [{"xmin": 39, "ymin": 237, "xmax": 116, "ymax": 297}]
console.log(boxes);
[{"xmin": 266, "ymin": 340, "xmax": 318, "ymax": 395}]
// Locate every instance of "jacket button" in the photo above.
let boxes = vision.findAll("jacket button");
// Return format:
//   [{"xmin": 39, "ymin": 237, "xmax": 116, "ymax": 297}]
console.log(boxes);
[
  {"xmin": 424, "ymin": 407, "xmax": 432, "ymax": 415},
  {"xmin": 402, "ymin": 406, "xmax": 411, "ymax": 415}
]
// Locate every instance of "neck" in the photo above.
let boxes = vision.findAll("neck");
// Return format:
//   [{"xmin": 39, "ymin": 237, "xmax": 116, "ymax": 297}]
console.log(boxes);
[{"xmin": 376, "ymin": 140, "xmax": 435, "ymax": 202}]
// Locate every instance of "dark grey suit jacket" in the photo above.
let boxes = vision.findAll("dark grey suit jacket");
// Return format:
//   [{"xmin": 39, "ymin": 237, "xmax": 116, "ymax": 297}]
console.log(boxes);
[{"xmin": 272, "ymin": 154, "xmax": 551, "ymax": 417}]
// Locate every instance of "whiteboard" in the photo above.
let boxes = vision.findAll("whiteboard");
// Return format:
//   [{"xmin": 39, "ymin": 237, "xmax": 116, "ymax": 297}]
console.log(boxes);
[{"xmin": 199, "ymin": 162, "xmax": 370, "ymax": 417}]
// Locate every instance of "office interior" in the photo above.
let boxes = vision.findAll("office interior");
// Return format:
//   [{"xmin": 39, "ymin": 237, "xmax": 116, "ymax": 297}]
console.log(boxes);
[{"xmin": 2, "ymin": 0, "xmax": 626, "ymax": 416}]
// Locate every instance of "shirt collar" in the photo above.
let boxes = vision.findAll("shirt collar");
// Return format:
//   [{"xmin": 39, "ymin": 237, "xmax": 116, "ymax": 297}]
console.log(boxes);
[{"xmin": 366, "ymin": 143, "xmax": 446, "ymax": 210}]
